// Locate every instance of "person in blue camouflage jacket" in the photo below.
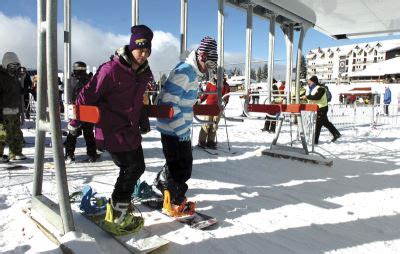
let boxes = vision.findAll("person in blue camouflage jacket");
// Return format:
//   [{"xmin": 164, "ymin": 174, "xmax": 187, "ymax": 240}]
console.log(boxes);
[{"xmin": 154, "ymin": 36, "xmax": 218, "ymax": 216}]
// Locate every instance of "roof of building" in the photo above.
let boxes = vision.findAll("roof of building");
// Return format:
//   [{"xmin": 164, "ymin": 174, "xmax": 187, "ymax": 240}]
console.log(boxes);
[
  {"xmin": 226, "ymin": 0, "xmax": 400, "ymax": 39},
  {"xmin": 307, "ymin": 39, "xmax": 400, "ymax": 57},
  {"xmin": 349, "ymin": 57, "xmax": 400, "ymax": 77}
]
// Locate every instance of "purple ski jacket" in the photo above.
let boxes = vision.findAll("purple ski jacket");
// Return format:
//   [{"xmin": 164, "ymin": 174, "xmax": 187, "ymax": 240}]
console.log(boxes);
[{"xmin": 74, "ymin": 49, "xmax": 152, "ymax": 152}]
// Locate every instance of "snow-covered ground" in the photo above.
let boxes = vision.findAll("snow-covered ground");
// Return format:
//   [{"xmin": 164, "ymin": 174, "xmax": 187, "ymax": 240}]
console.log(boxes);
[{"xmin": 1, "ymin": 96, "xmax": 400, "ymax": 254}]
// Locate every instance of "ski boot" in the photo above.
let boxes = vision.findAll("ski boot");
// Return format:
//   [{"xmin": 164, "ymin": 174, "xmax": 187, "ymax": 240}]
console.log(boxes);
[
  {"xmin": 206, "ymin": 142, "xmax": 217, "ymax": 150},
  {"xmin": 9, "ymin": 153, "xmax": 27, "ymax": 161},
  {"xmin": 87, "ymin": 153, "xmax": 99, "ymax": 163},
  {"xmin": 162, "ymin": 190, "xmax": 196, "ymax": 218},
  {"xmin": 132, "ymin": 180, "xmax": 158, "ymax": 199},
  {"xmin": 133, "ymin": 180, "xmax": 163, "ymax": 209},
  {"xmin": 65, "ymin": 154, "xmax": 75, "ymax": 164},
  {"xmin": 0, "ymin": 155, "xmax": 9, "ymax": 163},
  {"xmin": 103, "ymin": 198, "xmax": 144, "ymax": 236},
  {"xmin": 197, "ymin": 141, "xmax": 206, "ymax": 148}
]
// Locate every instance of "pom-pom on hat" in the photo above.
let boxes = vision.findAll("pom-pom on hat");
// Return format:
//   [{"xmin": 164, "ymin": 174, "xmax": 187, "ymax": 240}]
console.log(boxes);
[{"xmin": 129, "ymin": 25, "xmax": 154, "ymax": 54}]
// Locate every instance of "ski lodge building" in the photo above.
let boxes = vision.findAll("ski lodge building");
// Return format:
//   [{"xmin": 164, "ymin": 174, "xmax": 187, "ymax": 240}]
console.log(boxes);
[{"xmin": 306, "ymin": 39, "xmax": 400, "ymax": 85}]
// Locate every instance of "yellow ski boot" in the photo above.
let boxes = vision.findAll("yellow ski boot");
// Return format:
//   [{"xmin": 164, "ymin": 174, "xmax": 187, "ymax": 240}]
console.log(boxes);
[
  {"xmin": 162, "ymin": 190, "xmax": 196, "ymax": 218},
  {"xmin": 103, "ymin": 199, "xmax": 144, "ymax": 236}
]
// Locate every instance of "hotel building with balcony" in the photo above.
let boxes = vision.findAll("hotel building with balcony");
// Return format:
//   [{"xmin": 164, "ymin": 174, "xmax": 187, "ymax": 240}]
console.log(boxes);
[{"xmin": 306, "ymin": 39, "xmax": 400, "ymax": 85}]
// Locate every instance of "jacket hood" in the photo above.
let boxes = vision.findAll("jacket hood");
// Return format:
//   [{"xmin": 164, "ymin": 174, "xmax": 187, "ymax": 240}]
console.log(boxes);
[
  {"xmin": 114, "ymin": 45, "xmax": 149, "ymax": 74},
  {"xmin": 185, "ymin": 50, "xmax": 203, "ymax": 76},
  {"xmin": 2, "ymin": 52, "xmax": 20, "ymax": 67},
  {"xmin": 0, "ymin": 65, "xmax": 7, "ymax": 74}
]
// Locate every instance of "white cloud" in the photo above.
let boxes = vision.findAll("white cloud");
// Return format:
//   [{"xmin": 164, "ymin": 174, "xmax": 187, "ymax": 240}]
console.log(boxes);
[
  {"xmin": 0, "ymin": 12, "xmax": 285, "ymax": 80},
  {"xmin": 148, "ymin": 31, "xmax": 180, "ymax": 77},
  {"xmin": 0, "ymin": 12, "xmax": 179, "ymax": 79},
  {"xmin": 0, "ymin": 12, "xmax": 37, "ymax": 67}
]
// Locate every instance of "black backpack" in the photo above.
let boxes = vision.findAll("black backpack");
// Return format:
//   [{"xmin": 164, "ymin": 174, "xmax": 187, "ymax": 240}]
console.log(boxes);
[{"xmin": 324, "ymin": 85, "xmax": 332, "ymax": 102}]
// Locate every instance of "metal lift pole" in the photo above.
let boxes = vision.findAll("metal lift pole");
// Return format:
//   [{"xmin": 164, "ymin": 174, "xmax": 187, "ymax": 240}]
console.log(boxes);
[
  {"xmin": 217, "ymin": 0, "xmax": 225, "ymax": 105},
  {"xmin": 180, "ymin": 0, "xmax": 188, "ymax": 61},
  {"xmin": 244, "ymin": 4, "xmax": 253, "ymax": 94},
  {"xmin": 267, "ymin": 14, "xmax": 276, "ymax": 103},
  {"xmin": 132, "ymin": 0, "xmax": 139, "ymax": 26},
  {"xmin": 32, "ymin": 0, "xmax": 46, "ymax": 198},
  {"xmin": 46, "ymin": 0, "xmax": 74, "ymax": 233},
  {"xmin": 294, "ymin": 25, "xmax": 309, "ymax": 153},
  {"xmin": 283, "ymin": 23, "xmax": 294, "ymax": 103},
  {"xmin": 63, "ymin": 0, "xmax": 71, "ymax": 119},
  {"xmin": 32, "ymin": 0, "xmax": 74, "ymax": 234},
  {"xmin": 295, "ymin": 26, "xmax": 308, "ymax": 104}
]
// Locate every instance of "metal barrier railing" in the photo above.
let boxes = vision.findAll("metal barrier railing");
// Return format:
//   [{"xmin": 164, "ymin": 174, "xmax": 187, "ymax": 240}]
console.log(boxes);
[
  {"xmin": 327, "ymin": 103, "xmax": 400, "ymax": 127},
  {"xmin": 25, "ymin": 92, "xmax": 400, "ymax": 130}
]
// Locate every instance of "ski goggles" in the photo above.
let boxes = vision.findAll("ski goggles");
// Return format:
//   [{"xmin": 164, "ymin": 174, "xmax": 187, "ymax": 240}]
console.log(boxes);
[
  {"xmin": 6, "ymin": 63, "xmax": 21, "ymax": 76},
  {"xmin": 205, "ymin": 60, "xmax": 217, "ymax": 71}
]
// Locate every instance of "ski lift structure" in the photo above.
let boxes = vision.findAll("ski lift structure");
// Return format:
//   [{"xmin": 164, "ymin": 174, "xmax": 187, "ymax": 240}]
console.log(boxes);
[{"xmin": 31, "ymin": 0, "xmax": 400, "ymax": 238}]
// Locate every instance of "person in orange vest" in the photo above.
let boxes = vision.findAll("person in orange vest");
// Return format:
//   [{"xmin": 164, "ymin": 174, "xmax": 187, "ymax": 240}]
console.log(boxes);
[{"xmin": 197, "ymin": 74, "xmax": 230, "ymax": 149}]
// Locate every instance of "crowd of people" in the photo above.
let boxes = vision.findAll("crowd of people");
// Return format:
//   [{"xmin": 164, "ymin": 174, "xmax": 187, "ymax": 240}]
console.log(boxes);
[{"xmin": 0, "ymin": 24, "xmax": 353, "ymax": 234}]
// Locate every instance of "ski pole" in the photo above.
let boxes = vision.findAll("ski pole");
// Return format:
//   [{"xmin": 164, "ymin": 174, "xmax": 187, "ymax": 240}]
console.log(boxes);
[{"xmin": 222, "ymin": 106, "xmax": 231, "ymax": 151}]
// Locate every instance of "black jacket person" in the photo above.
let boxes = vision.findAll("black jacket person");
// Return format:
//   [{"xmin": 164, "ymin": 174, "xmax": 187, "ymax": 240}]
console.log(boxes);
[
  {"xmin": 64, "ymin": 61, "xmax": 98, "ymax": 163},
  {"xmin": 0, "ymin": 52, "xmax": 26, "ymax": 161},
  {"xmin": 302, "ymin": 76, "xmax": 341, "ymax": 144}
]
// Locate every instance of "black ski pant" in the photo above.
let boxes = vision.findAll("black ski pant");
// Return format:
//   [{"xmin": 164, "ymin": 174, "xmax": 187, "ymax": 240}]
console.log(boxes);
[
  {"xmin": 110, "ymin": 147, "xmax": 145, "ymax": 203},
  {"xmin": 159, "ymin": 134, "xmax": 193, "ymax": 205},
  {"xmin": 384, "ymin": 104, "xmax": 389, "ymax": 115},
  {"xmin": 65, "ymin": 122, "xmax": 97, "ymax": 157},
  {"xmin": 263, "ymin": 116, "xmax": 276, "ymax": 133},
  {"xmin": 315, "ymin": 106, "xmax": 340, "ymax": 144}
]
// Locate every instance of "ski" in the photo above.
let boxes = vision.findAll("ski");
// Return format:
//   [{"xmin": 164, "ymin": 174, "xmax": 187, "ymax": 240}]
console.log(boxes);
[
  {"xmin": 0, "ymin": 163, "xmax": 28, "ymax": 170},
  {"xmin": 215, "ymin": 148, "xmax": 237, "ymax": 155},
  {"xmin": 201, "ymin": 148, "xmax": 219, "ymax": 156},
  {"xmin": 70, "ymin": 185, "xmax": 169, "ymax": 253},
  {"xmin": 79, "ymin": 212, "xmax": 169, "ymax": 253},
  {"xmin": 134, "ymin": 193, "xmax": 218, "ymax": 230},
  {"xmin": 194, "ymin": 145, "xmax": 218, "ymax": 155}
]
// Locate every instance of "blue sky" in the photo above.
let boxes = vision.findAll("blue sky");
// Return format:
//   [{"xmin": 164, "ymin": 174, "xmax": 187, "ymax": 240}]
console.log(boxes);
[{"xmin": 1, "ymin": 0, "xmax": 400, "ymax": 76}]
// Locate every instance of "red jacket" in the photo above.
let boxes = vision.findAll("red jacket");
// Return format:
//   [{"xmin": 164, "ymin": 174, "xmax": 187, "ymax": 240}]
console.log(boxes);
[{"xmin": 199, "ymin": 81, "xmax": 230, "ymax": 105}]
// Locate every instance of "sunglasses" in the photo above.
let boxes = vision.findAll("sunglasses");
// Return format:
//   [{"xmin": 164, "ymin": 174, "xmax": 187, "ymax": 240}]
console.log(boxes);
[{"xmin": 205, "ymin": 60, "xmax": 217, "ymax": 71}]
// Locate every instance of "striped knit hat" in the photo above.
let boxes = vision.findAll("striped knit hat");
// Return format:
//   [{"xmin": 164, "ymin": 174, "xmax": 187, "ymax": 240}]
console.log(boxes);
[{"xmin": 197, "ymin": 36, "xmax": 218, "ymax": 62}]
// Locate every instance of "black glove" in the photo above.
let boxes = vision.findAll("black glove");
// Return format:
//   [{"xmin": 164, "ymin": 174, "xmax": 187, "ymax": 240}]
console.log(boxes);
[{"xmin": 139, "ymin": 106, "xmax": 150, "ymax": 134}]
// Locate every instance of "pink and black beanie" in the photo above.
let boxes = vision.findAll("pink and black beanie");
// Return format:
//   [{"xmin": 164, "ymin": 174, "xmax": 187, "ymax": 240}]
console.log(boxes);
[
  {"xmin": 197, "ymin": 36, "xmax": 218, "ymax": 62},
  {"xmin": 129, "ymin": 25, "xmax": 154, "ymax": 54}
]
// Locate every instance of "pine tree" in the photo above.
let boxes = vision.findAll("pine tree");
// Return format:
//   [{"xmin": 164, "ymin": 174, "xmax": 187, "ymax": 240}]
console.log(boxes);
[
  {"xmin": 300, "ymin": 55, "xmax": 307, "ymax": 79},
  {"xmin": 250, "ymin": 68, "xmax": 256, "ymax": 81},
  {"xmin": 262, "ymin": 64, "xmax": 268, "ymax": 81},
  {"xmin": 256, "ymin": 67, "xmax": 262, "ymax": 82},
  {"xmin": 236, "ymin": 68, "xmax": 242, "ymax": 76}
]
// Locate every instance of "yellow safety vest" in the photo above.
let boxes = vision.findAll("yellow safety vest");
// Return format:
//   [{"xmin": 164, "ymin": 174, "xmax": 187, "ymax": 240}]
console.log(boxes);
[
  {"xmin": 291, "ymin": 86, "xmax": 307, "ymax": 103},
  {"xmin": 307, "ymin": 85, "xmax": 328, "ymax": 109}
]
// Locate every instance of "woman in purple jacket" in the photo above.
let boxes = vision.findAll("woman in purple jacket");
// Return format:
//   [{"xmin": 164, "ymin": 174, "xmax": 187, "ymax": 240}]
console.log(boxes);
[{"xmin": 72, "ymin": 25, "xmax": 153, "ymax": 234}]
